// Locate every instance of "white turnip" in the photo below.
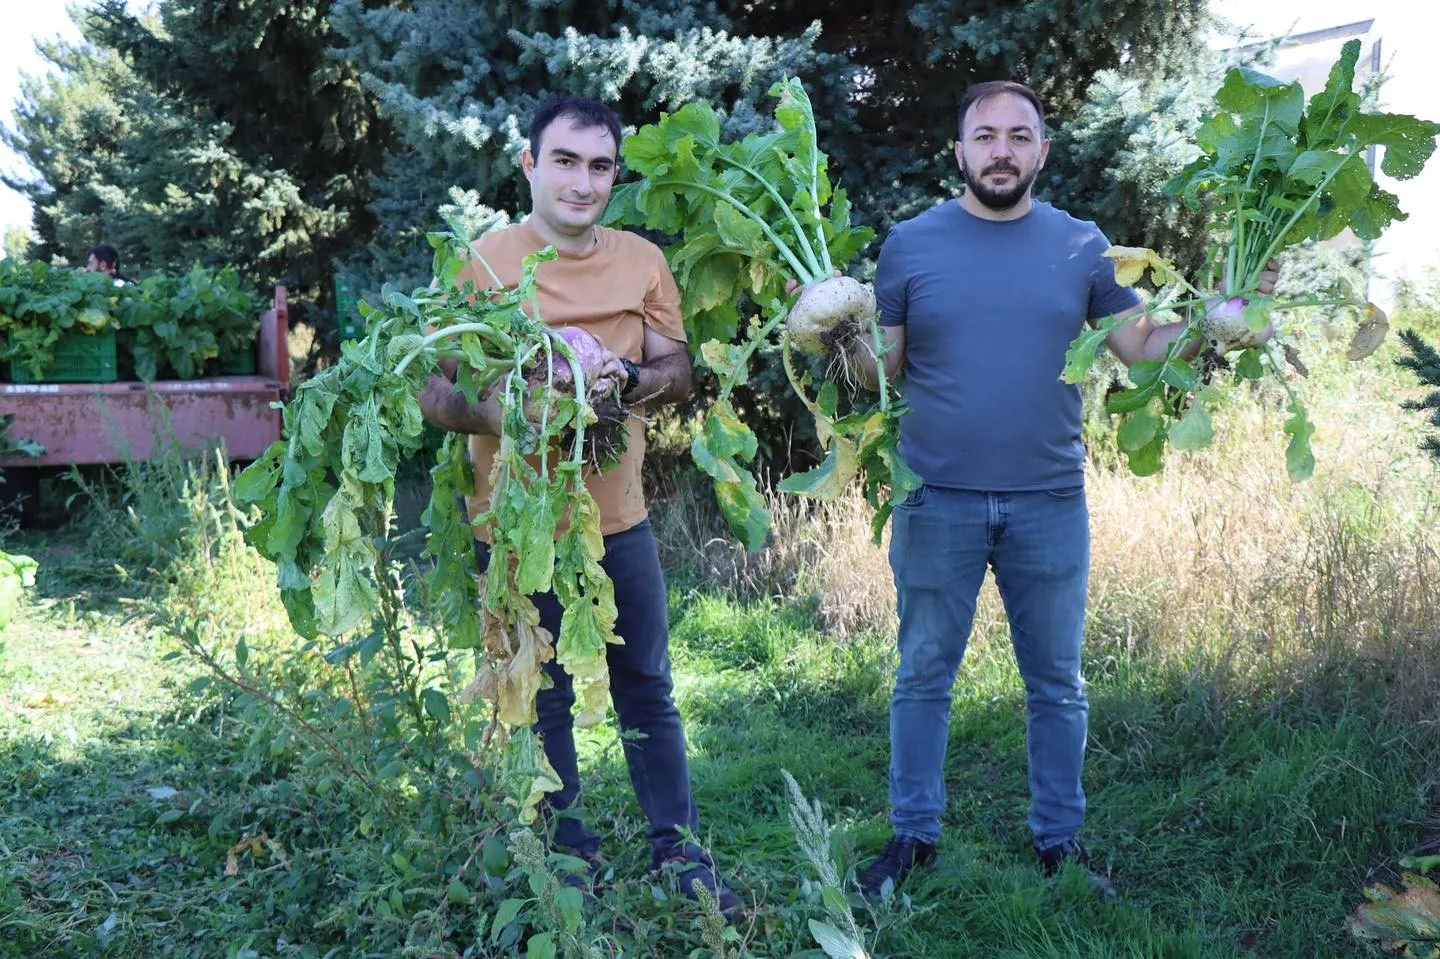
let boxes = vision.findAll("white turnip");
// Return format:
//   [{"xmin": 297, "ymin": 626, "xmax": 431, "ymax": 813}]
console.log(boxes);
[
  {"xmin": 1198, "ymin": 296, "xmax": 1267, "ymax": 355},
  {"xmin": 785, "ymin": 275, "xmax": 877, "ymax": 357}
]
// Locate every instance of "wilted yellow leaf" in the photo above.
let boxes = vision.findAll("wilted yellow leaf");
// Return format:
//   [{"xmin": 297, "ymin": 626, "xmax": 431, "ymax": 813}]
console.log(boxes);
[
  {"xmin": 1349, "ymin": 872, "xmax": 1440, "ymax": 954},
  {"xmin": 1103, "ymin": 246, "xmax": 1179, "ymax": 288},
  {"xmin": 224, "ymin": 831, "xmax": 270, "ymax": 877},
  {"xmin": 1347, "ymin": 302, "xmax": 1390, "ymax": 361},
  {"xmin": 466, "ymin": 620, "xmax": 555, "ymax": 727}
]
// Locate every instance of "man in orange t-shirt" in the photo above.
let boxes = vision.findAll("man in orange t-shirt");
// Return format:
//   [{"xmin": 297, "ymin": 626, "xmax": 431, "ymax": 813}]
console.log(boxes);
[{"xmin": 418, "ymin": 95, "xmax": 738, "ymax": 915}]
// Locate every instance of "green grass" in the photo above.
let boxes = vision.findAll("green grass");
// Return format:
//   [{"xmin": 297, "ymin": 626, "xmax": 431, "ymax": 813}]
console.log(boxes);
[{"xmin": 0, "ymin": 520, "xmax": 1434, "ymax": 957}]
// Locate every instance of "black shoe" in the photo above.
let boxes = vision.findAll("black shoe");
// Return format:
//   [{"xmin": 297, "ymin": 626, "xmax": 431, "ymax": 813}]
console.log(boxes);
[
  {"xmin": 655, "ymin": 849, "xmax": 743, "ymax": 918},
  {"xmin": 556, "ymin": 849, "xmax": 605, "ymax": 895},
  {"xmin": 857, "ymin": 834, "xmax": 937, "ymax": 898},
  {"xmin": 1036, "ymin": 838, "xmax": 1117, "ymax": 901}
]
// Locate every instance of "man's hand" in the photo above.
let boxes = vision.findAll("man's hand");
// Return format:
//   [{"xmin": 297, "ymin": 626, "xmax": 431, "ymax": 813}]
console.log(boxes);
[
  {"xmin": 1255, "ymin": 259, "xmax": 1281, "ymax": 297},
  {"xmin": 419, "ymin": 374, "xmax": 501, "ymax": 435}
]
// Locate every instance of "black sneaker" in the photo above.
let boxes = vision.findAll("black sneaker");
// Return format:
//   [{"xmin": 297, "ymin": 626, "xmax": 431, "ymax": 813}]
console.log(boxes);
[
  {"xmin": 857, "ymin": 834, "xmax": 937, "ymax": 898},
  {"xmin": 655, "ymin": 849, "xmax": 743, "ymax": 918},
  {"xmin": 556, "ymin": 849, "xmax": 605, "ymax": 895},
  {"xmin": 1036, "ymin": 838, "xmax": 1117, "ymax": 901}
]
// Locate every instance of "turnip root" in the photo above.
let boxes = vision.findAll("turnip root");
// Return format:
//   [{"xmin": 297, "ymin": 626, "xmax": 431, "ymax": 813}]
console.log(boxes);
[
  {"xmin": 523, "ymin": 326, "xmax": 628, "ymax": 470},
  {"xmin": 786, "ymin": 275, "xmax": 877, "ymax": 357},
  {"xmin": 1199, "ymin": 296, "xmax": 1267, "ymax": 355}
]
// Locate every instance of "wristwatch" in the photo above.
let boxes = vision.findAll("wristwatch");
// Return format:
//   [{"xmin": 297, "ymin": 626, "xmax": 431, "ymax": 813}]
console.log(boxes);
[{"xmin": 619, "ymin": 356, "xmax": 640, "ymax": 399}]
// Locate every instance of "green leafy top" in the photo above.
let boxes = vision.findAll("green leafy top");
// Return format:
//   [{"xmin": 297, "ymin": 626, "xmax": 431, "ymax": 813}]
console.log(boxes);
[
  {"xmin": 1167, "ymin": 39, "xmax": 1440, "ymax": 293},
  {"xmin": 607, "ymin": 78, "xmax": 874, "ymax": 347},
  {"xmin": 608, "ymin": 78, "xmax": 916, "ymax": 551},
  {"xmin": 235, "ymin": 229, "xmax": 622, "ymax": 822}
]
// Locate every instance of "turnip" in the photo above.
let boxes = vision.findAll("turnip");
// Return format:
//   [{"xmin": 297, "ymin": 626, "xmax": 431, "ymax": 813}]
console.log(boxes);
[
  {"xmin": 786, "ymin": 275, "xmax": 877, "ymax": 358},
  {"xmin": 1063, "ymin": 40, "xmax": 1438, "ymax": 481},
  {"xmin": 525, "ymin": 326, "xmax": 628, "ymax": 470},
  {"xmin": 1198, "ymin": 296, "xmax": 1266, "ymax": 356},
  {"xmin": 611, "ymin": 77, "xmax": 919, "ymax": 549}
]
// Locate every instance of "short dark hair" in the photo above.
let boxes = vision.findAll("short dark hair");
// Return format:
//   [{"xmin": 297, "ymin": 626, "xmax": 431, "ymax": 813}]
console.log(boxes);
[
  {"xmin": 529, "ymin": 95, "xmax": 622, "ymax": 161},
  {"xmin": 86, "ymin": 243, "xmax": 120, "ymax": 271},
  {"xmin": 957, "ymin": 81, "xmax": 1046, "ymax": 139}
]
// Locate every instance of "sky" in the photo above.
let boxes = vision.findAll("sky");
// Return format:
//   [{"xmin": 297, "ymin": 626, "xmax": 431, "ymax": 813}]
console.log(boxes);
[{"xmin": 0, "ymin": 0, "xmax": 86, "ymax": 244}]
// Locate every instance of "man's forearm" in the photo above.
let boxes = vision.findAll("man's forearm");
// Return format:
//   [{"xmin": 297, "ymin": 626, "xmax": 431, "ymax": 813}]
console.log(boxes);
[
  {"xmin": 419, "ymin": 375, "xmax": 502, "ymax": 435},
  {"xmin": 626, "ymin": 353, "xmax": 691, "ymax": 407},
  {"xmin": 1138, "ymin": 319, "xmax": 1203, "ymax": 363}
]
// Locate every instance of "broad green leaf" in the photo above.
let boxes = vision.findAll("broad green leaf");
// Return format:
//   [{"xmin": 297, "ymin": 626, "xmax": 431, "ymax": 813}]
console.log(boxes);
[
  {"xmin": 703, "ymin": 404, "xmax": 759, "ymax": 462},
  {"xmin": 1105, "ymin": 385, "xmax": 1155, "ymax": 415},
  {"xmin": 1062, "ymin": 323, "xmax": 1112, "ymax": 384},
  {"xmin": 699, "ymin": 339, "xmax": 749, "ymax": 383},
  {"xmin": 514, "ymin": 496, "xmax": 557, "ymax": 596},
  {"xmin": 809, "ymin": 920, "xmax": 869, "ymax": 959},
  {"xmin": 234, "ymin": 442, "xmax": 285, "ymax": 503},
  {"xmin": 779, "ymin": 439, "xmax": 860, "ymax": 499},
  {"xmin": 313, "ymin": 487, "xmax": 378, "ymax": 636},
  {"xmin": 713, "ymin": 201, "xmax": 767, "ymax": 254},
  {"xmin": 1215, "ymin": 67, "xmax": 1304, "ymax": 132},
  {"xmin": 1116, "ymin": 407, "xmax": 1160, "ymax": 452},
  {"xmin": 490, "ymin": 898, "xmax": 526, "ymax": 944},
  {"xmin": 1304, "ymin": 39, "xmax": 1361, "ymax": 146},
  {"xmin": 1128, "ymin": 360, "xmax": 1164, "ymax": 389},
  {"xmin": 1283, "ymin": 398, "xmax": 1316, "ymax": 481},
  {"xmin": 1242, "ymin": 297, "xmax": 1274, "ymax": 335},
  {"xmin": 1160, "ymin": 359, "xmax": 1200, "ymax": 391},
  {"xmin": 1235, "ymin": 349, "xmax": 1265, "ymax": 380},
  {"xmin": 555, "ymin": 887, "xmax": 584, "ymax": 933},
  {"xmin": 1124, "ymin": 434, "xmax": 1166, "ymax": 477},
  {"xmin": 1168, "ymin": 401, "xmax": 1215, "ymax": 450},
  {"xmin": 1347, "ymin": 112, "xmax": 1440, "ymax": 180},
  {"xmin": 526, "ymin": 933, "xmax": 556, "ymax": 959},
  {"xmin": 422, "ymin": 688, "xmax": 451, "ymax": 724}
]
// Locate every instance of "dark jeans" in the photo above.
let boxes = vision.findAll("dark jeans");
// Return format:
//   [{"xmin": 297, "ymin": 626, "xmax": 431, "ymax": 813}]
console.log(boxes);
[{"xmin": 478, "ymin": 519, "xmax": 698, "ymax": 861}]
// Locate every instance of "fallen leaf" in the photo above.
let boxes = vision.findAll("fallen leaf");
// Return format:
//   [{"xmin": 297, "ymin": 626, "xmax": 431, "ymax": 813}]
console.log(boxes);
[
  {"xmin": 224, "ymin": 831, "xmax": 271, "ymax": 876},
  {"xmin": 1283, "ymin": 344, "xmax": 1310, "ymax": 377},
  {"xmin": 1348, "ymin": 302, "xmax": 1390, "ymax": 360},
  {"xmin": 1349, "ymin": 872, "xmax": 1440, "ymax": 955}
]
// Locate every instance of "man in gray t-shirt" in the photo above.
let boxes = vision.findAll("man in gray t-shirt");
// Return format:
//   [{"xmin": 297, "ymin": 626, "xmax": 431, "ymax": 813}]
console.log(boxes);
[{"xmin": 844, "ymin": 81, "xmax": 1276, "ymax": 900}]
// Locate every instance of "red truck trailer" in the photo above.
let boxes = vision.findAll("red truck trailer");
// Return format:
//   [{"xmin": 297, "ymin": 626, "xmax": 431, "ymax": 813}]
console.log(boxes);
[{"xmin": 0, "ymin": 287, "xmax": 291, "ymax": 522}]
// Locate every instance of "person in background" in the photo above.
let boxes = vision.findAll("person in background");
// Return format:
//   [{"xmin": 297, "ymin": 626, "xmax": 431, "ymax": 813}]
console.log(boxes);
[{"xmin": 84, "ymin": 244, "xmax": 131, "ymax": 286}]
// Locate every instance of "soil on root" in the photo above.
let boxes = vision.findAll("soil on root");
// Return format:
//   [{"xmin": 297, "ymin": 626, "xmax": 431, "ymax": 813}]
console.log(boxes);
[{"xmin": 570, "ymin": 387, "xmax": 629, "ymax": 472}]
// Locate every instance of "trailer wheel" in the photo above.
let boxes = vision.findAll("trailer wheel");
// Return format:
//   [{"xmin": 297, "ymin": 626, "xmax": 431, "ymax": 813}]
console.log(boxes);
[{"xmin": 0, "ymin": 466, "xmax": 41, "ymax": 529}]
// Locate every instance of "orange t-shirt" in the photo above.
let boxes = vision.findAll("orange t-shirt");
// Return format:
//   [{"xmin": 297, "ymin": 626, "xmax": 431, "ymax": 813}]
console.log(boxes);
[{"xmin": 457, "ymin": 220, "xmax": 686, "ymax": 538}]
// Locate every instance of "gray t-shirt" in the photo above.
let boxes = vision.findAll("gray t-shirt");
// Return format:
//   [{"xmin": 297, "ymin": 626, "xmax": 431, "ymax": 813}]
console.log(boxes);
[{"xmin": 875, "ymin": 199, "xmax": 1140, "ymax": 491}]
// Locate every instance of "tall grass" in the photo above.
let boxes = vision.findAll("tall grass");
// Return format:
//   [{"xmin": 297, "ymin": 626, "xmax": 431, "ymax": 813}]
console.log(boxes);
[{"xmin": 651, "ymin": 321, "xmax": 1440, "ymax": 741}]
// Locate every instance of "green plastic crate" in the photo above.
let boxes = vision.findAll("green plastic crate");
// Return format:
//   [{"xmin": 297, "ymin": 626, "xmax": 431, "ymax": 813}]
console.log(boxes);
[
  {"xmin": 214, "ymin": 344, "xmax": 257, "ymax": 375},
  {"xmin": 8, "ymin": 328, "xmax": 118, "ymax": 384},
  {"xmin": 336, "ymin": 274, "xmax": 364, "ymax": 342}
]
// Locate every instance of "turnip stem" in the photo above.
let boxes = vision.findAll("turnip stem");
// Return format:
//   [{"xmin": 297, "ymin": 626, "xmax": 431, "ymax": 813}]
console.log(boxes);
[
  {"xmin": 869, "ymin": 318, "xmax": 890, "ymax": 415},
  {"xmin": 718, "ymin": 309, "xmax": 789, "ymax": 405},
  {"xmin": 710, "ymin": 151, "xmax": 826, "ymax": 279},
  {"xmin": 650, "ymin": 178, "xmax": 817, "ymax": 283},
  {"xmin": 394, "ymin": 322, "xmax": 515, "ymax": 375}
]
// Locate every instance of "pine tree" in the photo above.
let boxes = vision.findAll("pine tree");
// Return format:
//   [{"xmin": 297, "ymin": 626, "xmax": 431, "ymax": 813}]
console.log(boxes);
[
  {"xmin": 327, "ymin": 0, "xmax": 837, "ymax": 289},
  {"xmin": 1397, "ymin": 329, "xmax": 1440, "ymax": 462},
  {"xmin": 2, "ymin": 0, "xmax": 390, "ymax": 323}
]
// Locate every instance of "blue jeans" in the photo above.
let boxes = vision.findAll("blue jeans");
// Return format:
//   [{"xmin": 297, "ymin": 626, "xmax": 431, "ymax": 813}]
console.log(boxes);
[
  {"xmin": 887, "ymin": 485, "xmax": 1091, "ymax": 849},
  {"xmin": 478, "ymin": 520, "xmax": 699, "ymax": 862}
]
